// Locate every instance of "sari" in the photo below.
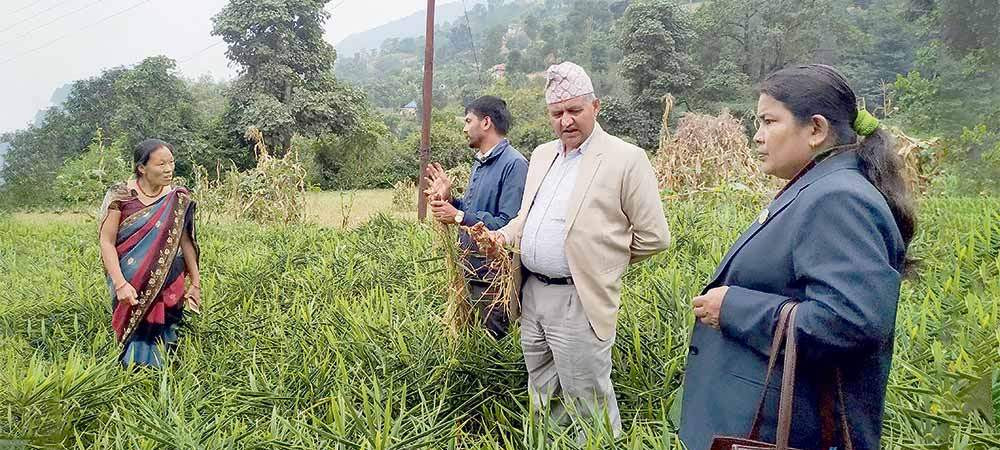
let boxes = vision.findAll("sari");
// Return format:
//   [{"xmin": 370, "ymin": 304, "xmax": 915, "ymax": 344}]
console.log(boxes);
[{"xmin": 99, "ymin": 183, "xmax": 199, "ymax": 367}]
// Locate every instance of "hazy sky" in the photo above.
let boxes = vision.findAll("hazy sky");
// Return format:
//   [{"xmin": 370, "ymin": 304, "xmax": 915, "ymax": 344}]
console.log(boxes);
[{"xmin": 0, "ymin": 0, "xmax": 430, "ymax": 133}]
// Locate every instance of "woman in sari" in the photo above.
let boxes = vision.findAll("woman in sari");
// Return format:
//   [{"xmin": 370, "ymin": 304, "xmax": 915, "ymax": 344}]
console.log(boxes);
[{"xmin": 98, "ymin": 138, "xmax": 201, "ymax": 367}]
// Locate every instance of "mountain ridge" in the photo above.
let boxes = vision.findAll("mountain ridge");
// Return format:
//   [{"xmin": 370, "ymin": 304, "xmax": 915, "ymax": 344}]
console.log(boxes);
[{"xmin": 335, "ymin": 0, "xmax": 488, "ymax": 58}]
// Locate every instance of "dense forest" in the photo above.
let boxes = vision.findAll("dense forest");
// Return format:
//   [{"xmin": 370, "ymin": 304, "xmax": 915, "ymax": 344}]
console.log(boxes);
[{"xmin": 1, "ymin": 0, "xmax": 997, "ymax": 207}]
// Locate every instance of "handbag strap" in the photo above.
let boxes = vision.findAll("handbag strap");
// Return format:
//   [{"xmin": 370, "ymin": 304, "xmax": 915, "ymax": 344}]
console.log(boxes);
[
  {"xmin": 774, "ymin": 304, "xmax": 799, "ymax": 448},
  {"xmin": 748, "ymin": 301, "xmax": 855, "ymax": 450},
  {"xmin": 748, "ymin": 302, "xmax": 796, "ymax": 440}
]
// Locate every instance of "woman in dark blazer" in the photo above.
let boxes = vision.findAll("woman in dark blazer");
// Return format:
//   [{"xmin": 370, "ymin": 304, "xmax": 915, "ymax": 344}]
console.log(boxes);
[{"xmin": 679, "ymin": 64, "xmax": 916, "ymax": 449}]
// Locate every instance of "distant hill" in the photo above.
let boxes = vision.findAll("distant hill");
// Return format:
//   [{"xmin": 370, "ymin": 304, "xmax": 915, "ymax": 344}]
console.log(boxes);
[
  {"xmin": 334, "ymin": 0, "xmax": 487, "ymax": 58},
  {"xmin": 30, "ymin": 83, "xmax": 72, "ymax": 128}
]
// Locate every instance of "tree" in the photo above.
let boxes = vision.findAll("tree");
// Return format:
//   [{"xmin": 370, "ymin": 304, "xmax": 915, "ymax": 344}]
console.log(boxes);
[
  {"xmin": 1, "ymin": 55, "xmax": 217, "ymax": 206},
  {"xmin": 212, "ymin": 0, "xmax": 366, "ymax": 153},
  {"xmin": 913, "ymin": 0, "xmax": 1000, "ymax": 66},
  {"xmin": 111, "ymin": 56, "xmax": 206, "ymax": 175},
  {"xmin": 616, "ymin": 0, "xmax": 699, "ymax": 148},
  {"xmin": 691, "ymin": 0, "xmax": 847, "ymax": 82}
]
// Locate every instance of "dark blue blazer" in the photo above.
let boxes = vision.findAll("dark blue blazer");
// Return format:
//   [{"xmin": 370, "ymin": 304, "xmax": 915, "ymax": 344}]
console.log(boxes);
[
  {"xmin": 452, "ymin": 140, "xmax": 528, "ymax": 279},
  {"xmin": 679, "ymin": 151, "xmax": 906, "ymax": 450}
]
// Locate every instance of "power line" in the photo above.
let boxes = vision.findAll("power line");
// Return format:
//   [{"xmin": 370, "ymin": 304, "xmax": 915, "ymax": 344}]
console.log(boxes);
[
  {"xmin": 0, "ymin": 0, "xmax": 154, "ymax": 66},
  {"xmin": 0, "ymin": 0, "xmax": 50, "ymax": 19},
  {"xmin": 0, "ymin": 0, "xmax": 75, "ymax": 34},
  {"xmin": 182, "ymin": 0, "xmax": 350, "ymax": 65},
  {"xmin": 461, "ymin": 0, "xmax": 484, "ymax": 89},
  {"xmin": 0, "ymin": 0, "xmax": 108, "ymax": 48},
  {"xmin": 178, "ymin": 40, "xmax": 224, "ymax": 64}
]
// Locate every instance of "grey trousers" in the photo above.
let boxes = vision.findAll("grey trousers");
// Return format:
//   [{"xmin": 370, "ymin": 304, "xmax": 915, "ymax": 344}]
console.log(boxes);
[{"xmin": 520, "ymin": 276, "xmax": 622, "ymax": 437}]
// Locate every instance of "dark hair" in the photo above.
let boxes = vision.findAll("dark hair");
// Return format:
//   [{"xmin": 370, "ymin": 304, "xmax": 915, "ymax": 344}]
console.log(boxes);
[
  {"xmin": 133, "ymin": 138, "xmax": 174, "ymax": 178},
  {"xmin": 464, "ymin": 95, "xmax": 513, "ymax": 135},
  {"xmin": 759, "ymin": 64, "xmax": 916, "ymax": 261}
]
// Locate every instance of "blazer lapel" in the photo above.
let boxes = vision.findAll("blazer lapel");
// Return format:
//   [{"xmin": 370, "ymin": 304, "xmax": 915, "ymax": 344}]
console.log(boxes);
[
  {"xmin": 566, "ymin": 126, "xmax": 606, "ymax": 231},
  {"xmin": 705, "ymin": 151, "xmax": 862, "ymax": 290},
  {"xmin": 705, "ymin": 187, "xmax": 802, "ymax": 289}
]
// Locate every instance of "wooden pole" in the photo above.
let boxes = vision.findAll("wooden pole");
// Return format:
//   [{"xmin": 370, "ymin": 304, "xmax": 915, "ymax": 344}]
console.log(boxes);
[{"xmin": 416, "ymin": 0, "xmax": 436, "ymax": 221}]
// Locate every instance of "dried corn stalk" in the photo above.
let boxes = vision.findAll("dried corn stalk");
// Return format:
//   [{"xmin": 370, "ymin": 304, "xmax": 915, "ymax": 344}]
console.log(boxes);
[
  {"xmin": 191, "ymin": 127, "xmax": 307, "ymax": 225},
  {"xmin": 654, "ymin": 95, "xmax": 773, "ymax": 194},
  {"xmin": 888, "ymin": 126, "xmax": 942, "ymax": 193}
]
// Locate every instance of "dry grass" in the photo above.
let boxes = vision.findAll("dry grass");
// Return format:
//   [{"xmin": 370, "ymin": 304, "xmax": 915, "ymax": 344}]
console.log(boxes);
[
  {"xmin": 391, "ymin": 180, "xmax": 416, "ymax": 212},
  {"xmin": 467, "ymin": 223, "xmax": 518, "ymax": 321},
  {"xmin": 431, "ymin": 221, "xmax": 519, "ymax": 340},
  {"xmin": 10, "ymin": 212, "xmax": 93, "ymax": 226},
  {"xmin": 307, "ymin": 189, "xmax": 417, "ymax": 227},
  {"xmin": 889, "ymin": 126, "xmax": 943, "ymax": 193},
  {"xmin": 13, "ymin": 190, "xmax": 413, "ymax": 229},
  {"xmin": 653, "ymin": 99, "xmax": 773, "ymax": 194},
  {"xmin": 433, "ymin": 221, "xmax": 473, "ymax": 339},
  {"xmin": 445, "ymin": 166, "xmax": 470, "ymax": 198}
]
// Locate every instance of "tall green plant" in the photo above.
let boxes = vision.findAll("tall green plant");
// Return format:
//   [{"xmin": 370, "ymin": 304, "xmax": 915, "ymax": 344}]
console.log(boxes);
[{"xmin": 53, "ymin": 129, "xmax": 130, "ymax": 206}]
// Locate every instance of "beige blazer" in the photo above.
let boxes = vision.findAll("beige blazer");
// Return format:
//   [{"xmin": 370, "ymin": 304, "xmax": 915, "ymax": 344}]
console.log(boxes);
[{"xmin": 500, "ymin": 123, "xmax": 670, "ymax": 340}]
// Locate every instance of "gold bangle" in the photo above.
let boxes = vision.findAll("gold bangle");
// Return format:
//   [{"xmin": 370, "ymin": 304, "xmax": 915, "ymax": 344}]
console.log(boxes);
[{"xmin": 114, "ymin": 281, "xmax": 128, "ymax": 291}]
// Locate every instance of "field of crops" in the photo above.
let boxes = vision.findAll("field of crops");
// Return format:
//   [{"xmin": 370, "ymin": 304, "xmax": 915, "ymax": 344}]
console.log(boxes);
[{"xmin": 1, "ymin": 191, "xmax": 998, "ymax": 449}]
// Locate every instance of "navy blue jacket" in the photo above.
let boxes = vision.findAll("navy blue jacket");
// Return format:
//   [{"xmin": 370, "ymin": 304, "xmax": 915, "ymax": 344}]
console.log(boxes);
[
  {"xmin": 679, "ymin": 151, "xmax": 906, "ymax": 450},
  {"xmin": 452, "ymin": 139, "xmax": 528, "ymax": 280}
]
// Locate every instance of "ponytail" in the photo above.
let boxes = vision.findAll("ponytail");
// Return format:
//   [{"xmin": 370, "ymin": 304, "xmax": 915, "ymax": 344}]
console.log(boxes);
[{"xmin": 856, "ymin": 127, "xmax": 917, "ymax": 271}]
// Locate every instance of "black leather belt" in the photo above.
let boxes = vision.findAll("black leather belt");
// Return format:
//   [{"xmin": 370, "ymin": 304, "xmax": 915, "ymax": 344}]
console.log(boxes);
[{"xmin": 527, "ymin": 270, "xmax": 573, "ymax": 285}]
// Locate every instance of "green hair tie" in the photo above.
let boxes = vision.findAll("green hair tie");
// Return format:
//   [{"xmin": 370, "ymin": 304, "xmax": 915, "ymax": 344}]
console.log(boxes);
[{"xmin": 854, "ymin": 109, "xmax": 879, "ymax": 136}]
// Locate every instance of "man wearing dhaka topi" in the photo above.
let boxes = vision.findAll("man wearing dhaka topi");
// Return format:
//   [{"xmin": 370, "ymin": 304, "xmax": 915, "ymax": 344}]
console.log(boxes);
[{"xmin": 487, "ymin": 62, "xmax": 671, "ymax": 439}]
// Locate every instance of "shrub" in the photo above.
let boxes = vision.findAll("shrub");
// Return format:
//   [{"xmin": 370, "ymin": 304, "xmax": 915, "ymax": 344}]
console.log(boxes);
[{"xmin": 53, "ymin": 129, "xmax": 130, "ymax": 206}]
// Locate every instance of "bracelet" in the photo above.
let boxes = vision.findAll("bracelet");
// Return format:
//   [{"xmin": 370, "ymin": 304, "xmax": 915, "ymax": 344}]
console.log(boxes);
[{"xmin": 114, "ymin": 281, "xmax": 128, "ymax": 291}]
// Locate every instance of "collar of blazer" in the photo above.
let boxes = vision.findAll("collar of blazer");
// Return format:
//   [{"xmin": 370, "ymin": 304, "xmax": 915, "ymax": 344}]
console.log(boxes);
[
  {"xmin": 527, "ymin": 123, "xmax": 610, "ymax": 233},
  {"xmin": 705, "ymin": 150, "xmax": 862, "ymax": 290}
]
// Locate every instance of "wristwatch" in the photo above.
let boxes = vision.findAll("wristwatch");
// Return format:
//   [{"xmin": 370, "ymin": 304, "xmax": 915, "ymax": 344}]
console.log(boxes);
[{"xmin": 454, "ymin": 210, "xmax": 465, "ymax": 225}]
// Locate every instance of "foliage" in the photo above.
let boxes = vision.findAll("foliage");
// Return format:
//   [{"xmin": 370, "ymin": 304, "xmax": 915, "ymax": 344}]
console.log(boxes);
[
  {"xmin": 482, "ymin": 78, "xmax": 552, "ymax": 155},
  {"xmin": 303, "ymin": 112, "xmax": 394, "ymax": 189},
  {"xmin": 616, "ymin": 0, "xmax": 699, "ymax": 149},
  {"xmin": 110, "ymin": 56, "xmax": 208, "ymax": 177},
  {"xmin": 1, "ymin": 193, "xmax": 999, "ymax": 447},
  {"xmin": 927, "ymin": 122, "xmax": 1000, "ymax": 196},
  {"xmin": 911, "ymin": 0, "xmax": 1000, "ymax": 67},
  {"xmin": 1, "ymin": 57, "xmax": 223, "ymax": 208},
  {"xmin": 892, "ymin": 45, "xmax": 999, "ymax": 136},
  {"xmin": 337, "ymin": 0, "xmax": 626, "ymax": 110},
  {"xmin": 53, "ymin": 130, "xmax": 131, "ymax": 206},
  {"xmin": 690, "ymin": 0, "xmax": 849, "ymax": 83},
  {"xmin": 402, "ymin": 110, "xmax": 472, "ymax": 174},
  {"xmin": 192, "ymin": 127, "xmax": 307, "ymax": 225},
  {"xmin": 212, "ymin": 0, "xmax": 368, "ymax": 153},
  {"xmin": 391, "ymin": 180, "xmax": 416, "ymax": 212},
  {"xmin": 445, "ymin": 165, "xmax": 471, "ymax": 198},
  {"xmin": 3, "ymin": 0, "xmax": 999, "ymax": 201}
]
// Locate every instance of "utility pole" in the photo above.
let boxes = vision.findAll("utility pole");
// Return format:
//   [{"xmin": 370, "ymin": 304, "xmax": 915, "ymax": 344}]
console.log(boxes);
[{"xmin": 416, "ymin": 0, "xmax": 436, "ymax": 221}]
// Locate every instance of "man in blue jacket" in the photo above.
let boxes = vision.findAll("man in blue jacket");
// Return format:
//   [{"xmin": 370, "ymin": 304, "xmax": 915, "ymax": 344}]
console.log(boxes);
[{"xmin": 425, "ymin": 95, "xmax": 528, "ymax": 339}]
